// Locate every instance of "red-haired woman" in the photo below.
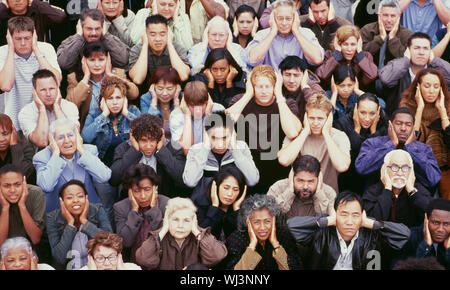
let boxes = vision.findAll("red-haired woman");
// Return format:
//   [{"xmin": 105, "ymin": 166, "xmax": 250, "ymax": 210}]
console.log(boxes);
[
  {"xmin": 140, "ymin": 65, "xmax": 182, "ymax": 140},
  {"xmin": 399, "ymin": 68, "xmax": 450, "ymax": 198},
  {"xmin": 0, "ymin": 114, "xmax": 34, "ymax": 181},
  {"xmin": 316, "ymin": 25, "xmax": 378, "ymax": 90}
]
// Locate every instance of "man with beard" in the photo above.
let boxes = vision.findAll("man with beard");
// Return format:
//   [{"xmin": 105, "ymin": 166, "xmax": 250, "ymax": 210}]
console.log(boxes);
[
  {"xmin": 355, "ymin": 107, "xmax": 441, "ymax": 191},
  {"xmin": 362, "ymin": 149, "xmax": 432, "ymax": 228},
  {"xmin": 268, "ymin": 155, "xmax": 336, "ymax": 220}
]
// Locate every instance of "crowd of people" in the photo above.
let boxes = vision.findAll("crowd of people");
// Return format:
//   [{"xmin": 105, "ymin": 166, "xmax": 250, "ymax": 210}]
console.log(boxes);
[{"xmin": 0, "ymin": 0, "xmax": 449, "ymax": 270}]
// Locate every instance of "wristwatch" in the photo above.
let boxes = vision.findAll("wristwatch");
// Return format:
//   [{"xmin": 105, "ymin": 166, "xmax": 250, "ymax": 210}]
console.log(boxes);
[{"xmin": 408, "ymin": 187, "xmax": 418, "ymax": 197}]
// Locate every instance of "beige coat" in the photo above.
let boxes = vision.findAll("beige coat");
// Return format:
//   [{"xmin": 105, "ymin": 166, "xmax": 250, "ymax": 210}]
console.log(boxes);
[{"xmin": 267, "ymin": 178, "xmax": 336, "ymax": 215}]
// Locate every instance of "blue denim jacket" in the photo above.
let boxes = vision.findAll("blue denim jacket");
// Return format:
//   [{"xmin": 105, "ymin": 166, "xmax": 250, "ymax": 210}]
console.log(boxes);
[
  {"xmin": 46, "ymin": 203, "xmax": 112, "ymax": 267},
  {"xmin": 81, "ymin": 105, "xmax": 141, "ymax": 159},
  {"xmin": 140, "ymin": 92, "xmax": 175, "ymax": 116}
]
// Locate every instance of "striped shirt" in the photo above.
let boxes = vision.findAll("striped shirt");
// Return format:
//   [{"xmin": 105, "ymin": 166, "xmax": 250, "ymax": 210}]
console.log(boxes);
[{"xmin": 0, "ymin": 42, "xmax": 61, "ymax": 130}]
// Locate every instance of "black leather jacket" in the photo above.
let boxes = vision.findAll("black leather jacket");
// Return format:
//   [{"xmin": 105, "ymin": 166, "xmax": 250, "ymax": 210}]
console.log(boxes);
[{"xmin": 287, "ymin": 215, "xmax": 411, "ymax": 269}]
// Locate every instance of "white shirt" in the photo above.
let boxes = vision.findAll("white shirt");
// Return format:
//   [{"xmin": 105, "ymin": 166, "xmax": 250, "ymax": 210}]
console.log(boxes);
[
  {"xmin": 18, "ymin": 99, "xmax": 80, "ymax": 140},
  {"xmin": 333, "ymin": 229, "xmax": 359, "ymax": 270},
  {"xmin": 0, "ymin": 42, "xmax": 61, "ymax": 129}
]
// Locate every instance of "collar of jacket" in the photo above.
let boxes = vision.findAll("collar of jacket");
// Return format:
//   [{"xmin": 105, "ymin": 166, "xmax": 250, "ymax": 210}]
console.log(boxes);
[
  {"xmin": 315, "ymin": 226, "xmax": 374, "ymax": 270},
  {"xmin": 203, "ymin": 149, "xmax": 235, "ymax": 172}
]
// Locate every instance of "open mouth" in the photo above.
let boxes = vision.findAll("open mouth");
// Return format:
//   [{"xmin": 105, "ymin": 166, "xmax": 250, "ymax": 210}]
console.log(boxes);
[
  {"xmin": 258, "ymin": 232, "xmax": 268, "ymax": 238},
  {"xmin": 72, "ymin": 205, "xmax": 81, "ymax": 210},
  {"xmin": 9, "ymin": 195, "xmax": 19, "ymax": 201}
]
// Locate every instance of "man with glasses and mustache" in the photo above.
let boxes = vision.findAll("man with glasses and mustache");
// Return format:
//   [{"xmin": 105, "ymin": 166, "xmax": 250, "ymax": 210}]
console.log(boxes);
[
  {"xmin": 356, "ymin": 107, "xmax": 441, "ymax": 192},
  {"xmin": 268, "ymin": 155, "xmax": 336, "ymax": 220},
  {"xmin": 362, "ymin": 149, "xmax": 432, "ymax": 228}
]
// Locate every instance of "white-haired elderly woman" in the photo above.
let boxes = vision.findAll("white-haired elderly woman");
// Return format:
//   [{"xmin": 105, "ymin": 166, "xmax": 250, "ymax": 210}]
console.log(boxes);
[
  {"xmin": 32, "ymin": 118, "xmax": 112, "ymax": 213},
  {"xmin": 187, "ymin": 16, "xmax": 249, "ymax": 75},
  {"xmin": 135, "ymin": 197, "xmax": 227, "ymax": 269},
  {"xmin": 0, "ymin": 237, "xmax": 54, "ymax": 270},
  {"xmin": 221, "ymin": 194, "xmax": 303, "ymax": 270},
  {"xmin": 362, "ymin": 149, "xmax": 433, "ymax": 228}
]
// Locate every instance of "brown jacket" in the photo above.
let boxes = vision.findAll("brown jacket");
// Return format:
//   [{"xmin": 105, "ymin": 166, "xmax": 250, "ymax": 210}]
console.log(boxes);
[
  {"xmin": 399, "ymin": 98, "xmax": 450, "ymax": 169},
  {"xmin": 135, "ymin": 226, "xmax": 227, "ymax": 270},
  {"xmin": 360, "ymin": 21, "xmax": 413, "ymax": 67},
  {"xmin": 267, "ymin": 178, "xmax": 336, "ymax": 215},
  {"xmin": 234, "ymin": 247, "xmax": 289, "ymax": 270},
  {"xmin": 66, "ymin": 69, "xmax": 139, "ymax": 129},
  {"xmin": 316, "ymin": 50, "xmax": 378, "ymax": 87}
]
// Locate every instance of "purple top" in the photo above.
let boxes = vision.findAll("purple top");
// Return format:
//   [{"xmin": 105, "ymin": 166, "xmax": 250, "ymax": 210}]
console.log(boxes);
[{"xmin": 355, "ymin": 135, "xmax": 442, "ymax": 188}]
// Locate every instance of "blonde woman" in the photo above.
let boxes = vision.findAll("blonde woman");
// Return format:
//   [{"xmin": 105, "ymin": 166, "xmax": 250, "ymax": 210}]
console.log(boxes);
[
  {"xmin": 135, "ymin": 197, "xmax": 227, "ymax": 269},
  {"xmin": 316, "ymin": 25, "xmax": 378, "ymax": 88}
]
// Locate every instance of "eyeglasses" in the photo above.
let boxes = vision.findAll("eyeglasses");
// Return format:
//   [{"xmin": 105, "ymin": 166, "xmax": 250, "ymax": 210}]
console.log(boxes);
[
  {"xmin": 387, "ymin": 165, "xmax": 411, "ymax": 173},
  {"xmin": 94, "ymin": 254, "xmax": 117, "ymax": 264},
  {"xmin": 276, "ymin": 17, "xmax": 293, "ymax": 22}
]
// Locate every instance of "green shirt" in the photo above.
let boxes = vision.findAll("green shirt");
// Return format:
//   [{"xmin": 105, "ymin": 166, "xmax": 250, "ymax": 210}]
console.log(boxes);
[{"xmin": 0, "ymin": 185, "xmax": 46, "ymax": 240}]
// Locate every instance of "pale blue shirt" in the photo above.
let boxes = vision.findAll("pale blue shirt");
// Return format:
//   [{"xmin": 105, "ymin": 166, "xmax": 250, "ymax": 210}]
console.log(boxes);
[
  {"xmin": 245, "ymin": 27, "xmax": 324, "ymax": 70},
  {"xmin": 400, "ymin": 0, "xmax": 443, "ymax": 39},
  {"xmin": 70, "ymin": 229, "xmax": 89, "ymax": 270},
  {"xmin": 139, "ymin": 154, "xmax": 157, "ymax": 173}
]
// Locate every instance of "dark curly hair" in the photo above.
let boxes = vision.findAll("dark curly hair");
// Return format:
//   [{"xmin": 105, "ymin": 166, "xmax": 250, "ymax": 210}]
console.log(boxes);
[
  {"xmin": 122, "ymin": 163, "xmax": 160, "ymax": 191},
  {"xmin": 130, "ymin": 114, "xmax": 163, "ymax": 142},
  {"xmin": 86, "ymin": 231, "xmax": 123, "ymax": 256}
]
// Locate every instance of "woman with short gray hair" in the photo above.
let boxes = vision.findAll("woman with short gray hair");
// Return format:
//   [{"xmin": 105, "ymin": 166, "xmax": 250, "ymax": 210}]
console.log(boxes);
[
  {"xmin": 0, "ymin": 237, "xmax": 54, "ymax": 270},
  {"xmin": 135, "ymin": 197, "xmax": 227, "ymax": 269},
  {"xmin": 221, "ymin": 194, "xmax": 303, "ymax": 270}
]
